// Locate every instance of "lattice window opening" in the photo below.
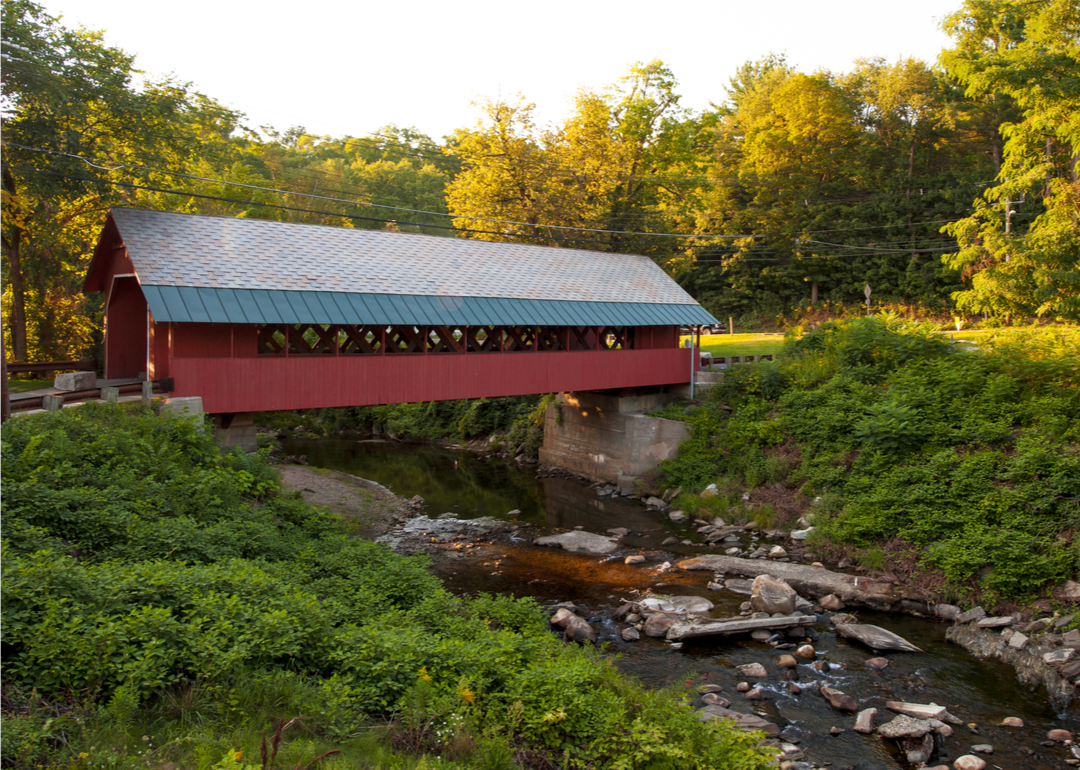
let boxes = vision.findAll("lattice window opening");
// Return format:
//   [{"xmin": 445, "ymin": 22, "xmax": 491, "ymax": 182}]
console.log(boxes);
[
  {"xmin": 537, "ymin": 327, "xmax": 567, "ymax": 352},
  {"xmin": 286, "ymin": 324, "xmax": 338, "ymax": 355},
  {"xmin": 466, "ymin": 326, "xmax": 500, "ymax": 353},
  {"xmin": 385, "ymin": 325, "xmax": 424, "ymax": 354},
  {"xmin": 428, "ymin": 326, "xmax": 466, "ymax": 354},
  {"xmin": 601, "ymin": 326, "xmax": 634, "ymax": 351},
  {"xmin": 503, "ymin": 326, "xmax": 536, "ymax": 352},
  {"xmin": 257, "ymin": 324, "xmax": 288, "ymax": 356},
  {"xmin": 338, "ymin": 325, "xmax": 383, "ymax": 355},
  {"xmin": 569, "ymin": 326, "xmax": 598, "ymax": 351}
]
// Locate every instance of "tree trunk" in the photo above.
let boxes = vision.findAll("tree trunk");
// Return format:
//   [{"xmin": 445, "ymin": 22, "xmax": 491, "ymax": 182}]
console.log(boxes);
[
  {"xmin": 811, "ymin": 281, "xmax": 818, "ymax": 306},
  {"xmin": 1, "ymin": 166, "xmax": 29, "ymax": 362},
  {"xmin": 1, "ymin": 315, "xmax": 9, "ymax": 423}
]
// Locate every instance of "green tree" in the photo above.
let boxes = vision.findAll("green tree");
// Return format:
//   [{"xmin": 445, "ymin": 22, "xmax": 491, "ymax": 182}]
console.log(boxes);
[{"xmin": 941, "ymin": 0, "xmax": 1080, "ymax": 319}]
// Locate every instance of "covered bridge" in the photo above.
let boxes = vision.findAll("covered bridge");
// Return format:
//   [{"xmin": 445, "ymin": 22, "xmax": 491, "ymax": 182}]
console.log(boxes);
[{"xmin": 84, "ymin": 208, "xmax": 717, "ymax": 417}]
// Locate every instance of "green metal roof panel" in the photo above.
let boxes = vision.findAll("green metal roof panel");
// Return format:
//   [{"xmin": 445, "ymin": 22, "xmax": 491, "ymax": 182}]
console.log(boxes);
[{"xmin": 139, "ymin": 286, "xmax": 719, "ymax": 327}]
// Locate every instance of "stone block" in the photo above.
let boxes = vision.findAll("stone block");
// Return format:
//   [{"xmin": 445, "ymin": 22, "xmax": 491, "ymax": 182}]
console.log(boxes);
[
  {"xmin": 54, "ymin": 371, "xmax": 96, "ymax": 391},
  {"xmin": 161, "ymin": 396, "xmax": 204, "ymax": 421}
]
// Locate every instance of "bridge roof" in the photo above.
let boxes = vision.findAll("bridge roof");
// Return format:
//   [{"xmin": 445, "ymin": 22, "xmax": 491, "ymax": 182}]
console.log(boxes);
[{"xmin": 89, "ymin": 208, "xmax": 717, "ymax": 326}]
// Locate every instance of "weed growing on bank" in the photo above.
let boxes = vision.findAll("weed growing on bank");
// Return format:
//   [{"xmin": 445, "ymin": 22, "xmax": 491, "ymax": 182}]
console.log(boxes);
[
  {"xmin": 658, "ymin": 318, "xmax": 1080, "ymax": 604},
  {"xmin": 1, "ymin": 403, "xmax": 772, "ymax": 770}
]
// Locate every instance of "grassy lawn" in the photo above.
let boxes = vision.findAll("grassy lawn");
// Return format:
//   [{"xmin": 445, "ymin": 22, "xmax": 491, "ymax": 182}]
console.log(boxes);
[
  {"xmin": 683, "ymin": 333, "xmax": 787, "ymax": 358},
  {"xmin": 6, "ymin": 378, "xmax": 52, "ymax": 393}
]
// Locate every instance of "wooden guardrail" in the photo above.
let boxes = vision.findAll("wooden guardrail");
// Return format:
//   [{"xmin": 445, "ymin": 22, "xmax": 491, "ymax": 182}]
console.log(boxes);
[
  {"xmin": 9, "ymin": 378, "xmax": 173, "ymax": 413},
  {"xmin": 6, "ymin": 358, "xmax": 99, "ymax": 374}
]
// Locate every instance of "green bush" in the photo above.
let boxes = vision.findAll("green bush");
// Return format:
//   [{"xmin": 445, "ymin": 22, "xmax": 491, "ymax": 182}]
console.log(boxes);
[{"xmin": 1, "ymin": 404, "xmax": 772, "ymax": 770}]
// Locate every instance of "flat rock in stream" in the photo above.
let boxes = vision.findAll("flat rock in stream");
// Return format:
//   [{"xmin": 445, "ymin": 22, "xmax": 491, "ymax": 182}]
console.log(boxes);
[
  {"xmin": 697, "ymin": 705, "xmax": 780, "ymax": 736},
  {"xmin": 724, "ymin": 579, "xmax": 755, "ymax": 596},
  {"xmin": 534, "ymin": 531, "xmax": 618, "ymax": 554},
  {"xmin": 678, "ymin": 554, "xmax": 917, "ymax": 610},
  {"xmin": 835, "ymin": 623, "xmax": 922, "ymax": 653},
  {"xmin": 653, "ymin": 595, "xmax": 715, "ymax": 614},
  {"xmin": 667, "ymin": 614, "xmax": 817, "ymax": 642},
  {"xmin": 876, "ymin": 714, "xmax": 944, "ymax": 739}
]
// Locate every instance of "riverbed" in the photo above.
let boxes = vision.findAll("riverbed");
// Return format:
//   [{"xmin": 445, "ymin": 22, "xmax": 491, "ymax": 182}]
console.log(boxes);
[{"xmin": 283, "ymin": 437, "xmax": 1080, "ymax": 769}]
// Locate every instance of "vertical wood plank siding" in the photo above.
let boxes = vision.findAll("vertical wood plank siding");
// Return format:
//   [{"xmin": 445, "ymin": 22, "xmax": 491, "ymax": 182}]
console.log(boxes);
[{"xmin": 168, "ymin": 347, "xmax": 694, "ymax": 413}]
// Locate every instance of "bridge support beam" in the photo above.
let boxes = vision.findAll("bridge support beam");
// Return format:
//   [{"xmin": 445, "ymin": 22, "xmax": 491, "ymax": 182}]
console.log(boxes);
[{"xmin": 538, "ymin": 390, "xmax": 690, "ymax": 485}]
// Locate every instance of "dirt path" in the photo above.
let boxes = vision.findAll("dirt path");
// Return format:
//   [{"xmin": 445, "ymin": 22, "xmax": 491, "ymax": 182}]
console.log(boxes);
[{"xmin": 277, "ymin": 464, "xmax": 415, "ymax": 538}]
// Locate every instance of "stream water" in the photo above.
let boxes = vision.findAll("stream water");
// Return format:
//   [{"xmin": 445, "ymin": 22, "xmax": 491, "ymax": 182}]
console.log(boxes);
[{"xmin": 283, "ymin": 437, "xmax": 1080, "ymax": 769}]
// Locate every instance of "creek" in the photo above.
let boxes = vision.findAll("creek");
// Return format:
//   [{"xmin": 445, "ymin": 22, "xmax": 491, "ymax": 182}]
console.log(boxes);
[{"xmin": 283, "ymin": 436, "xmax": 1079, "ymax": 770}]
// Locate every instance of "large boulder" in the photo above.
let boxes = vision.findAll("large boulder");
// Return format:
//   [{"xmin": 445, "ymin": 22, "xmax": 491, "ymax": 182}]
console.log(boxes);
[
  {"xmin": 697, "ymin": 705, "xmax": 779, "ymax": 736},
  {"xmin": 563, "ymin": 614, "xmax": 597, "ymax": 643},
  {"xmin": 876, "ymin": 715, "xmax": 942, "ymax": 739},
  {"xmin": 644, "ymin": 614, "xmax": 679, "ymax": 638},
  {"xmin": 750, "ymin": 574, "xmax": 798, "ymax": 614}
]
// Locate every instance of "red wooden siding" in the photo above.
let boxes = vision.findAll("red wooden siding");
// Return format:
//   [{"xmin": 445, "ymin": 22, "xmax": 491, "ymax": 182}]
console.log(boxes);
[
  {"xmin": 106, "ymin": 277, "xmax": 147, "ymax": 378},
  {"xmin": 169, "ymin": 347, "xmax": 695, "ymax": 414}
]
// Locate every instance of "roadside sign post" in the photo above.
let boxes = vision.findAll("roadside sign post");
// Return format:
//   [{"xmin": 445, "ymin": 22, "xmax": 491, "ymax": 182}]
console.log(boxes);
[{"xmin": 864, "ymin": 284, "xmax": 872, "ymax": 316}]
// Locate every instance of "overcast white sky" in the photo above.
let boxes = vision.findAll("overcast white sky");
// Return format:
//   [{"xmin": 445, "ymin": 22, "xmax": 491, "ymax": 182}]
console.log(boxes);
[{"xmin": 40, "ymin": 0, "xmax": 961, "ymax": 141}]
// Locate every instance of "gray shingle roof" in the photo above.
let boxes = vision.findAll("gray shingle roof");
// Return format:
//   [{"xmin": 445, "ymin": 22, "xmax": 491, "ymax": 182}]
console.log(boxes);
[{"xmin": 111, "ymin": 208, "xmax": 702, "ymax": 306}]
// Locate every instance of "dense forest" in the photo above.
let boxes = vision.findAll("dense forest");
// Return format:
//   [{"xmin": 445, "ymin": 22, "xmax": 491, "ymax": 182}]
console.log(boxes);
[{"xmin": 2, "ymin": 0, "xmax": 1078, "ymax": 363}]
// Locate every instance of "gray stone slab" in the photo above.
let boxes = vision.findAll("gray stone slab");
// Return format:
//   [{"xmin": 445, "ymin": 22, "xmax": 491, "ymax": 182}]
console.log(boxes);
[
  {"xmin": 667, "ymin": 614, "xmax": 816, "ymax": 641},
  {"xmin": 534, "ymin": 531, "xmax": 619, "ymax": 554}
]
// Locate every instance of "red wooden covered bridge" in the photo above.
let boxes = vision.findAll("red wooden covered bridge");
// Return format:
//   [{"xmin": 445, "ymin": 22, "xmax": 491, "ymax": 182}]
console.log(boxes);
[{"xmin": 84, "ymin": 209, "xmax": 717, "ymax": 421}]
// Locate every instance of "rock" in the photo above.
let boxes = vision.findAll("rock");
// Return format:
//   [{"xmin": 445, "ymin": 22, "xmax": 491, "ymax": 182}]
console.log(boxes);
[
  {"xmin": 701, "ymin": 693, "xmax": 730, "ymax": 707},
  {"xmin": 819, "ymin": 594, "xmax": 846, "ymax": 611},
  {"xmin": 1064, "ymin": 629, "xmax": 1080, "ymax": 648},
  {"xmin": 976, "ymin": 616, "xmax": 1014, "ymax": 628},
  {"xmin": 507, "ymin": 509, "xmax": 521, "ymax": 517},
  {"xmin": 1007, "ymin": 632, "xmax": 1029, "ymax": 650},
  {"xmin": 669, "ymin": 511, "xmax": 687, "ymax": 523},
  {"xmin": 700, "ymin": 484, "xmax": 719, "ymax": 499},
  {"xmin": 550, "ymin": 608, "xmax": 577, "ymax": 628},
  {"xmin": 1060, "ymin": 660, "xmax": 1080, "ymax": 680},
  {"xmin": 1048, "ymin": 729, "xmax": 1074, "ymax": 742},
  {"xmin": 707, "ymin": 581, "xmax": 725, "ymax": 591},
  {"xmin": 645, "ymin": 496, "xmax": 667, "ymax": 508},
  {"xmin": 698, "ymin": 684, "xmax": 724, "ymax": 693},
  {"xmin": 934, "ymin": 603, "xmax": 961, "ymax": 620},
  {"xmin": 534, "ymin": 531, "xmax": 618, "ymax": 554},
  {"xmin": 621, "ymin": 628, "xmax": 640, "ymax": 641},
  {"xmin": 659, "ymin": 595, "xmax": 715, "ymax": 614},
  {"xmin": 661, "ymin": 537, "xmax": 678, "ymax": 546},
  {"xmin": 750, "ymin": 574, "xmax": 798, "ymax": 614},
  {"xmin": 886, "ymin": 702, "xmax": 947, "ymax": 720},
  {"xmin": 1057, "ymin": 613, "xmax": 1077, "ymax": 629},
  {"xmin": 854, "ymin": 708, "xmax": 878, "ymax": 734},
  {"xmin": 736, "ymin": 682, "xmax": 750, "ymax": 692},
  {"xmin": 810, "ymin": 660, "xmax": 829, "ymax": 672},
  {"xmin": 1000, "ymin": 717, "xmax": 1023, "ymax": 728},
  {"xmin": 53, "ymin": 371, "xmax": 96, "ymax": 391},
  {"xmin": 796, "ymin": 644, "xmax": 816, "ymax": 659},
  {"xmin": 821, "ymin": 686, "xmax": 857, "ymax": 712},
  {"xmin": 956, "ymin": 606, "xmax": 987, "ymax": 623},
  {"xmin": 644, "ymin": 614, "xmax": 679, "ymax": 638},
  {"xmin": 607, "ymin": 527, "xmax": 629, "ymax": 538},
  {"xmin": 791, "ymin": 527, "xmax": 814, "ymax": 540},
  {"xmin": 1026, "ymin": 618, "xmax": 1052, "ymax": 633},
  {"xmin": 563, "ymin": 614, "xmax": 597, "ymax": 643},
  {"xmin": 751, "ymin": 629, "xmax": 772, "ymax": 641},
  {"xmin": 725, "ymin": 578, "xmax": 755, "ymax": 596},
  {"xmin": 1043, "ymin": 648, "xmax": 1076, "ymax": 667},
  {"xmin": 786, "ymin": 682, "xmax": 802, "ymax": 695},
  {"xmin": 624, "ymin": 554, "xmax": 646, "ymax": 565},
  {"xmin": 971, "ymin": 744, "xmax": 993, "ymax": 754},
  {"xmin": 736, "ymin": 663, "xmax": 768, "ymax": 678},
  {"xmin": 865, "ymin": 657, "xmax": 889, "ymax": 670},
  {"xmin": 744, "ymin": 687, "xmax": 763, "ymax": 700},
  {"xmin": 769, "ymin": 545, "xmax": 788, "ymax": 559},
  {"xmin": 1063, "ymin": 581, "xmax": 1080, "ymax": 603},
  {"xmin": 953, "ymin": 756, "xmax": 987, "ymax": 770},
  {"xmin": 905, "ymin": 749, "xmax": 928, "ymax": 765},
  {"xmin": 876, "ymin": 715, "xmax": 940, "ymax": 739},
  {"xmin": 778, "ymin": 654, "xmax": 798, "ymax": 668},
  {"xmin": 829, "ymin": 726, "xmax": 844, "ymax": 736},
  {"xmin": 835, "ymin": 623, "xmax": 922, "ymax": 652},
  {"xmin": 697, "ymin": 705, "xmax": 779, "ymax": 736}
]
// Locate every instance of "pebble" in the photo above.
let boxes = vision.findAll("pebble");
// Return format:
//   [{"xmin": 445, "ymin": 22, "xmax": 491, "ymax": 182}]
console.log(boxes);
[
  {"xmin": 736, "ymin": 682, "xmax": 751, "ymax": 692},
  {"xmin": 865, "ymin": 657, "xmax": 889, "ymax": 670},
  {"xmin": 786, "ymin": 682, "xmax": 802, "ymax": 695},
  {"xmin": 624, "ymin": 554, "xmax": 646, "ymax": 565},
  {"xmin": 796, "ymin": 644, "xmax": 816, "ymax": 659},
  {"xmin": 953, "ymin": 757, "xmax": 987, "ymax": 770},
  {"xmin": 971, "ymin": 743, "xmax": 993, "ymax": 754},
  {"xmin": 778, "ymin": 654, "xmax": 798, "ymax": 668},
  {"xmin": 737, "ymin": 663, "xmax": 768, "ymax": 677},
  {"xmin": 1049, "ymin": 729, "xmax": 1074, "ymax": 742},
  {"xmin": 621, "ymin": 628, "xmax": 640, "ymax": 641},
  {"xmin": 853, "ymin": 707, "xmax": 877, "ymax": 734},
  {"xmin": 698, "ymin": 684, "xmax": 724, "ymax": 693},
  {"xmin": 701, "ymin": 692, "xmax": 730, "ymax": 707},
  {"xmin": 744, "ymin": 687, "xmax": 763, "ymax": 700},
  {"xmin": 829, "ymin": 726, "xmax": 844, "ymax": 736},
  {"xmin": 906, "ymin": 750, "xmax": 928, "ymax": 765},
  {"xmin": 1000, "ymin": 717, "xmax": 1023, "ymax": 728}
]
